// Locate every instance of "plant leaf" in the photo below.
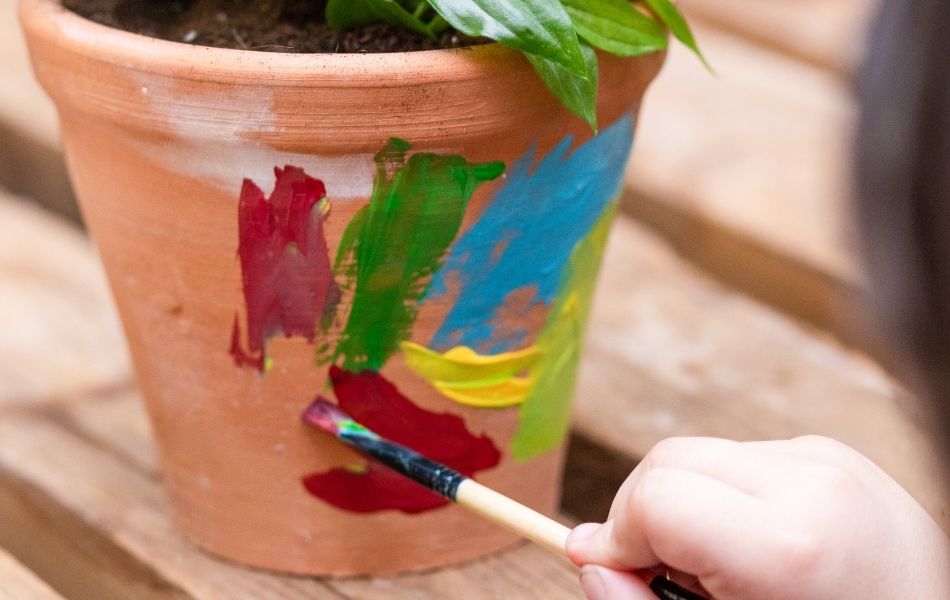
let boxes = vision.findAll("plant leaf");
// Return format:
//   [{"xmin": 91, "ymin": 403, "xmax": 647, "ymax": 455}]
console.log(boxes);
[
  {"xmin": 326, "ymin": 0, "xmax": 436, "ymax": 40},
  {"xmin": 644, "ymin": 0, "xmax": 711, "ymax": 70},
  {"xmin": 326, "ymin": 0, "xmax": 373, "ymax": 29},
  {"xmin": 526, "ymin": 42, "xmax": 598, "ymax": 131},
  {"xmin": 427, "ymin": 0, "xmax": 587, "ymax": 77},
  {"xmin": 561, "ymin": 0, "xmax": 667, "ymax": 57}
]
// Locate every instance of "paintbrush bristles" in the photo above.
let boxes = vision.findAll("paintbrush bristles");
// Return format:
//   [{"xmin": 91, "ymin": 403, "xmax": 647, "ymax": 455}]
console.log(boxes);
[{"xmin": 301, "ymin": 397, "xmax": 349, "ymax": 435}]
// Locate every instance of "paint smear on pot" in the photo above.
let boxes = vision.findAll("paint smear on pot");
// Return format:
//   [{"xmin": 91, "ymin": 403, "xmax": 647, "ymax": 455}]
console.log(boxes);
[
  {"xmin": 400, "ymin": 341, "xmax": 539, "ymax": 408},
  {"xmin": 511, "ymin": 203, "xmax": 617, "ymax": 460},
  {"xmin": 331, "ymin": 138, "xmax": 504, "ymax": 373},
  {"xmin": 231, "ymin": 166, "xmax": 340, "ymax": 372},
  {"xmin": 427, "ymin": 114, "xmax": 634, "ymax": 354},
  {"xmin": 302, "ymin": 366, "xmax": 501, "ymax": 513}
]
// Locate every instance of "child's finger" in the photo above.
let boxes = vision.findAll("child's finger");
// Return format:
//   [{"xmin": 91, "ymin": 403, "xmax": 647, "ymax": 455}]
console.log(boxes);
[
  {"xmin": 579, "ymin": 565, "xmax": 655, "ymax": 600},
  {"xmin": 606, "ymin": 437, "xmax": 797, "ymax": 521},
  {"xmin": 746, "ymin": 436, "xmax": 878, "ymax": 475},
  {"xmin": 571, "ymin": 467, "xmax": 796, "ymax": 590}
]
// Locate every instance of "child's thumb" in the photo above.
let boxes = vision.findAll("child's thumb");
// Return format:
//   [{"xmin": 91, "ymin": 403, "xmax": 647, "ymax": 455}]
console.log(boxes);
[{"xmin": 566, "ymin": 521, "xmax": 638, "ymax": 570}]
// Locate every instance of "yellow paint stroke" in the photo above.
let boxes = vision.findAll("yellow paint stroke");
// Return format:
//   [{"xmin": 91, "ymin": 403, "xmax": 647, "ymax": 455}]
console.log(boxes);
[{"xmin": 400, "ymin": 341, "xmax": 541, "ymax": 408}]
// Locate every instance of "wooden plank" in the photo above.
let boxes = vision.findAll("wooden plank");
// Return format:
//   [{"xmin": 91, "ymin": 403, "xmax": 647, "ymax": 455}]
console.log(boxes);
[
  {"xmin": 630, "ymin": 25, "xmax": 861, "ymax": 284},
  {"xmin": 575, "ymin": 218, "xmax": 949, "ymax": 530},
  {"xmin": 41, "ymin": 384, "xmax": 157, "ymax": 474},
  {"xmin": 0, "ymin": 193, "xmax": 131, "ymax": 404},
  {"xmin": 624, "ymin": 25, "xmax": 874, "ymax": 355},
  {"xmin": 0, "ymin": 547, "xmax": 64, "ymax": 600},
  {"xmin": 0, "ymin": 411, "xmax": 344, "ymax": 600},
  {"xmin": 0, "ymin": 0, "xmax": 58, "ymax": 149},
  {"xmin": 330, "ymin": 542, "xmax": 578, "ymax": 599},
  {"xmin": 677, "ymin": 0, "xmax": 876, "ymax": 74},
  {"xmin": 0, "ymin": 0, "xmax": 76, "ymax": 221}
]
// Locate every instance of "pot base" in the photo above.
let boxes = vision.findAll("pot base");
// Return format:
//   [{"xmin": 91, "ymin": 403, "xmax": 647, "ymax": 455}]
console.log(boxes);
[
  {"xmin": 180, "ymin": 518, "xmax": 527, "ymax": 578},
  {"xmin": 161, "ymin": 442, "xmax": 564, "ymax": 575}
]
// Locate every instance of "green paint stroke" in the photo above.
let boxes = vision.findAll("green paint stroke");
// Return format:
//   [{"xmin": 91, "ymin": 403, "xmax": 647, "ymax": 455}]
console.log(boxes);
[
  {"xmin": 332, "ymin": 138, "xmax": 504, "ymax": 372},
  {"xmin": 511, "ymin": 202, "xmax": 617, "ymax": 461}
]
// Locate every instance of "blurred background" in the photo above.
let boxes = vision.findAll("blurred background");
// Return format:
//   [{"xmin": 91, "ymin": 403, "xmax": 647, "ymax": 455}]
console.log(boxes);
[{"xmin": 1, "ymin": 0, "xmax": 947, "ymax": 597}]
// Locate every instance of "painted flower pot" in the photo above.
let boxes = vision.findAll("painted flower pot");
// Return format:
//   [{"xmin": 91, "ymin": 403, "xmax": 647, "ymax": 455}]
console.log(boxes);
[{"xmin": 21, "ymin": 0, "xmax": 664, "ymax": 576}]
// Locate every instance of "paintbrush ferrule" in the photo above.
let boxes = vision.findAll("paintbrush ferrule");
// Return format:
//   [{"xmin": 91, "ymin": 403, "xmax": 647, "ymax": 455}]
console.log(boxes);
[
  {"xmin": 338, "ymin": 428, "xmax": 467, "ymax": 500},
  {"xmin": 303, "ymin": 398, "xmax": 467, "ymax": 500}
]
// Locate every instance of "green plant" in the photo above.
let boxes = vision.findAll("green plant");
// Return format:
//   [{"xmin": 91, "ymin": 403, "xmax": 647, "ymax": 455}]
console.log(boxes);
[{"xmin": 327, "ymin": 0, "xmax": 707, "ymax": 130}]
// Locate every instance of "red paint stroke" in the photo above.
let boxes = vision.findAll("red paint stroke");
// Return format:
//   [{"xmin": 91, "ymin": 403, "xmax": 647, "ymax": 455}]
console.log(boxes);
[
  {"xmin": 302, "ymin": 366, "xmax": 501, "ymax": 514},
  {"xmin": 230, "ymin": 166, "xmax": 340, "ymax": 372}
]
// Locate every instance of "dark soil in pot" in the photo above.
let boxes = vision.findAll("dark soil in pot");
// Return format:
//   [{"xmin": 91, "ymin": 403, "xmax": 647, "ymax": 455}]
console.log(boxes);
[{"xmin": 63, "ymin": 0, "xmax": 487, "ymax": 52}]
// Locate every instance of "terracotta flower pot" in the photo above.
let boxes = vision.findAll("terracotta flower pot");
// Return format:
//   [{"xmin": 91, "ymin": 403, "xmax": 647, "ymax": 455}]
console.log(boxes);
[{"xmin": 20, "ymin": 0, "xmax": 664, "ymax": 575}]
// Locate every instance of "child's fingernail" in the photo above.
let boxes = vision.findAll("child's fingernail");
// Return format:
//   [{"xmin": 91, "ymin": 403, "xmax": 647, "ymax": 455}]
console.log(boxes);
[
  {"xmin": 580, "ymin": 566, "xmax": 606, "ymax": 600},
  {"xmin": 566, "ymin": 523, "xmax": 602, "ymax": 565}
]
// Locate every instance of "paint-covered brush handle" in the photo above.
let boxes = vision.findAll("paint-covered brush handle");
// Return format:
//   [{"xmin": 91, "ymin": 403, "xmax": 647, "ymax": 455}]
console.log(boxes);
[
  {"xmin": 455, "ymin": 479, "xmax": 570, "ymax": 557},
  {"xmin": 322, "ymin": 406, "xmax": 571, "ymax": 554}
]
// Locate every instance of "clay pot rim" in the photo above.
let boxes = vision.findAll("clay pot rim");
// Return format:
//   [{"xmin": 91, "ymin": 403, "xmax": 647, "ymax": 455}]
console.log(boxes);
[{"xmin": 20, "ymin": 0, "xmax": 520, "ymax": 82}]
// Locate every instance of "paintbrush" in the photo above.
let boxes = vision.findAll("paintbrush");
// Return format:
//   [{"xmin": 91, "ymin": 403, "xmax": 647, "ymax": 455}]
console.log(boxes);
[
  {"xmin": 301, "ymin": 397, "xmax": 570, "ymax": 555},
  {"xmin": 301, "ymin": 398, "xmax": 706, "ymax": 600}
]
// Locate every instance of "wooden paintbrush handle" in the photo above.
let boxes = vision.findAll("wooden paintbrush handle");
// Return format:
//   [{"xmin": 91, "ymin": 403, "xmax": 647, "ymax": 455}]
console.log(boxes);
[{"xmin": 454, "ymin": 479, "xmax": 571, "ymax": 557}]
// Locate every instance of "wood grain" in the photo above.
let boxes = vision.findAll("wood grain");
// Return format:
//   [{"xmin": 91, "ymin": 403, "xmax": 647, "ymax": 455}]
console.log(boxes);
[
  {"xmin": 0, "ymin": 195, "xmax": 130, "ymax": 404},
  {"xmin": 0, "ymin": 547, "xmax": 64, "ymax": 600},
  {"xmin": 0, "ymin": 411, "xmax": 343, "ymax": 600},
  {"xmin": 625, "ymin": 24, "xmax": 874, "ymax": 355},
  {"xmin": 0, "ymin": 0, "xmax": 76, "ymax": 221},
  {"xmin": 0, "ymin": 0, "xmax": 57, "ymax": 148}
]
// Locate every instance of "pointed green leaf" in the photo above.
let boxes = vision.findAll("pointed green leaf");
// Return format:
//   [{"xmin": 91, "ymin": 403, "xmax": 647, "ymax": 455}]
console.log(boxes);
[
  {"xmin": 327, "ymin": 0, "xmax": 436, "ymax": 40},
  {"xmin": 427, "ymin": 0, "xmax": 588, "ymax": 77},
  {"xmin": 326, "ymin": 0, "xmax": 374, "ymax": 29},
  {"xmin": 526, "ymin": 42, "xmax": 599, "ymax": 131},
  {"xmin": 562, "ymin": 0, "xmax": 667, "ymax": 57},
  {"xmin": 644, "ymin": 0, "xmax": 711, "ymax": 70}
]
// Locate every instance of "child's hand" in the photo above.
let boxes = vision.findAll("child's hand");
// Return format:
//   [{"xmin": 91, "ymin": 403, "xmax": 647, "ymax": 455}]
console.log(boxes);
[{"xmin": 566, "ymin": 436, "xmax": 950, "ymax": 600}]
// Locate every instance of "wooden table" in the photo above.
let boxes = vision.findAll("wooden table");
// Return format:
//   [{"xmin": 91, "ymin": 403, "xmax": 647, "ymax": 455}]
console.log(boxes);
[
  {"xmin": 4, "ymin": 0, "xmax": 946, "ymax": 596},
  {"xmin": 0, "ymin": 189, "xmax": 944, "ymax": 599}
]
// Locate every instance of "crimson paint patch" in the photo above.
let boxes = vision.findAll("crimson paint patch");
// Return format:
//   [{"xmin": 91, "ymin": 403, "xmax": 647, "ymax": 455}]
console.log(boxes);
[
  {"xmin": 302, "ymin": 366, "xmax": 501, "ymax": 513},
  {"xmin": 230, "ymin": 166, "xmax": 340, "ymax": 372}
]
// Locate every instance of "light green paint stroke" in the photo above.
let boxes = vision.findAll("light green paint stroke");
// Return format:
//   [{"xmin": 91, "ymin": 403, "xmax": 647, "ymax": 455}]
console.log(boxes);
[
  {"xmin": 331, "ymin": 138, "xmax": 504, "ymax": 373},
  {"xmin": 510, "ymin": 202, "xmax": 617, "ymax": 460}
]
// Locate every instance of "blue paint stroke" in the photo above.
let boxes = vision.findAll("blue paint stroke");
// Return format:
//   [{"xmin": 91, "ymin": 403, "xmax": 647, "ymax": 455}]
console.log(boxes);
[{"xmin": 427, "ymin": 114, "xmax": 635, "ymax": 353}]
